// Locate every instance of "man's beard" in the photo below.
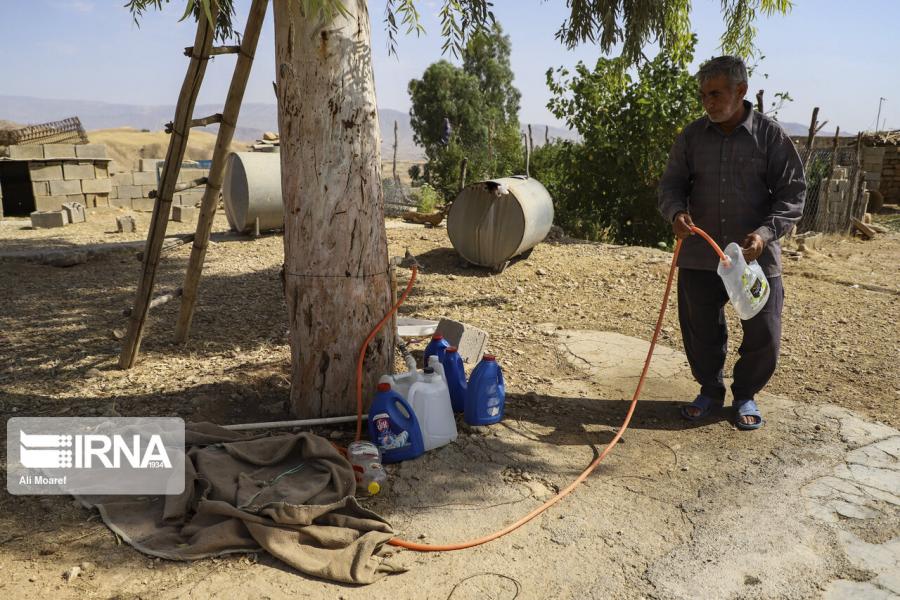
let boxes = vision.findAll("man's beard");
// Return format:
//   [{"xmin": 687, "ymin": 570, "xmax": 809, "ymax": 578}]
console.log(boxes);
[{"xmin": 707, "ymin": 101, "xmax": 742, "ymax": 123}]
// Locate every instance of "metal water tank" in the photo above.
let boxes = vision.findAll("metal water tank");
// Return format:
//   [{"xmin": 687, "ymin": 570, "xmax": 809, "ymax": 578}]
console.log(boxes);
[
  {"xmin": 222, "ymin": 152, "xmax": 283, "ymax": 233},
  {"xmin": 447, "ymin": 176, "xmax": 554, "ymax": 269}
]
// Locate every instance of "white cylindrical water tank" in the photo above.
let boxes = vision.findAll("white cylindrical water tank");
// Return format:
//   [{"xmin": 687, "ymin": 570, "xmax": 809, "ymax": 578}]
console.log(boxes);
[
  {"xmin": 447, "ymin": 176, "xmax": 554, "ymax": 269},
  {"xmin": 222, "ymin": 152, "xmax": 283, "ymax": 233}
]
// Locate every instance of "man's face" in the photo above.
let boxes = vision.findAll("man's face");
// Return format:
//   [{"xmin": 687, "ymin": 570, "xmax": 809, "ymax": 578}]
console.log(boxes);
[{"xmin": 700, "ymin": 74, "xmax": 748, "ymax": 123}]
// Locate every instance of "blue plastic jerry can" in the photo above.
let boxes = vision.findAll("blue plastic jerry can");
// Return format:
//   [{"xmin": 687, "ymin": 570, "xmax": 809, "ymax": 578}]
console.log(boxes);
[
  {"xmin": 368, "ymin": 382, "xmax": 425, "ymax": 464},
  {"xmin": 442, "ymin": 346, "xmax": 467, "ymax": 413},
  {"xmin": 423, "ymin": 333, "xmax": 450, "ymax": 366},
  {"xmin": 465, "ymin": 354, "xmax": 505, "ymax": 426}
]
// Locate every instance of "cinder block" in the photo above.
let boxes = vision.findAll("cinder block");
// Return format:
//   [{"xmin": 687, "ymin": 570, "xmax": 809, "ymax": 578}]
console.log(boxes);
[
  {"xmin": 92, "ymin": 193, "xmax": 110, "ymax": 208},
  {"xmin": 74, "ymin": 144, "xmax": 108, "ymax": 159},
  {"xmin": 61, "ymin": 201, "xmax": 86, "ymax": 224},
  {"xmin": 32, "ymin": 181, "xmax": 51, "ymax": 197},
  {"xmin": 34, "ymin": 196, "xmax": 67, "ymax": 212},
  {"xmin": 63, "ymin": 163, "xmax": 95, "ymax": 180},
  {"xmin": 177, "ymin": 168, "xmax": 204, "ymax": 183},
  {"xmin": 42, "ymin": 144, "xmax": 77, "ymax": 159},
  {"xmin": 139, "ymin": 158, "xmax": 164, "ymax": 172},
  {"xmin": 94, "ymin": 164, "xmax": 110, "ymax": 179},
  {"xmin": 108, "ymin": 160, "xmax": 123, "ymax": 174},
  {"xmin": 110, "ymin": 197, "xmax": 132, "ymax": 209},
  {"xmin": 435, "ymin": 318, "xmax": 489, "ymax": 365},
  {"xmin": 7, "ymin": 145, "xmax": 45, "ymax": 160},
  {"xmin": 112, "ymin": 172, "xmax": 133, "ymax": 186},
  {"xmin": 116, "ymin": 215, "xmax": 136, "ymax": 233},
  {"xmin": 132, "ymin": 197, "xmax": 156, "ymax": 211},
  {"xmin": 50, "ymin": 179, "xmax": 83, "ymax": 196},
  {"xmin": 30, "ymin": 210, "xmax": 68, "ymax": 228},
  {"xmin": 141, "ymin": 184, "xmax": 156, "ymax": 197},
  {"xmin": 29, "ymin": 163, "xmax": 63, "ymax": 181},
  {"xmin": 117, "ymin": 185, "xmax": 141, "ymax": 199},
  {"xmin": 132, "ymin": 171, "xmax": 158, "ymax": 186},
  {"xmin": 81, "ymin": 178, "xmax": 112, "ymax": 193},
  {"xmin": 171, "ymin": 205, "xmax": 196, "ymax": 223}
]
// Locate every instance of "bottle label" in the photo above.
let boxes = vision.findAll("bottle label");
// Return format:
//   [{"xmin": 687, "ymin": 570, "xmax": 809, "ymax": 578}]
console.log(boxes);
[{"xmin": 373, "ymin": 413, "xmax": 410, "ymax": 450}]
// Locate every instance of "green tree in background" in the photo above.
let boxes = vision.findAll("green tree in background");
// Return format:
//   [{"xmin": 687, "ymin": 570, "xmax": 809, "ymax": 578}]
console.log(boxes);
[
  {"xmin": 408, "ymin": 24, "xmax": 523, "ymax": 201},
  {"xmin": 533, "ymin": 39, "xmax": 703, "ymax": 246}
]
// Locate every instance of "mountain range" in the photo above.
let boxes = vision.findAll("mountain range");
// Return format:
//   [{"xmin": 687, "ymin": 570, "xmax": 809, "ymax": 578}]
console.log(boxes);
[
  {"xmin": 0, "ymin": 94, "xmax": 829, "ymax": 159},
  {"xmin": 0, "ymin": 95, "xmax": 577, "ymax": 161}
]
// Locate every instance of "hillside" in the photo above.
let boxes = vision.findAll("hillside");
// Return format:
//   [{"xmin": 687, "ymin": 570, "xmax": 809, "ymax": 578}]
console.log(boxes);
[{"xmin": 86, "ymin": 128, "xmax": 249, "ymax": 170}]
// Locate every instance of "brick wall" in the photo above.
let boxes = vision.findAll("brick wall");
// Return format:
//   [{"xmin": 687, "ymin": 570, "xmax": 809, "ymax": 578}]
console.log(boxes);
[
  {"xmin": 109, "ymin": 158, "xmax": 209, "ymax": 211},
  {"xmin": 878, "ymin": 145, "xmax": 900, "ymax": 204},
  {"xmin": 2, "ymin": 143, "xmax": 113, "ymax": 211}
]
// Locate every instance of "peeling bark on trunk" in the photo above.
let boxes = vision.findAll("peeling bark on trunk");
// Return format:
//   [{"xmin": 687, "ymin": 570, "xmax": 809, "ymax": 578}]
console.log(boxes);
[{"xmin": 274, "ymin": 0, "xmax": 393, "ymax": 418}]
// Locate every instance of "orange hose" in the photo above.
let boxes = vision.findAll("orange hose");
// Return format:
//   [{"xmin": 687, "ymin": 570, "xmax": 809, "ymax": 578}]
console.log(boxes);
[
  {"xmin": 688, "ymin": 226, "xmax": 728, "ymax": 263},
  {"xmin": 355, "ymin": 265, "xmax": 418, "ymax": 441},
  {"xmin": 354, "ymin": 229, "xmax": 723, "ymax": 551}
]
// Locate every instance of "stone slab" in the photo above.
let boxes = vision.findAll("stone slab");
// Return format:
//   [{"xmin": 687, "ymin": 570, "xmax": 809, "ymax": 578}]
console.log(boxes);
[
  {"xmin": 61, "ymin": 201, "xmax": 86, "ymax": 224},
  {"xmin": 74, "ymin": 144, "xmax": 108, "ymax": 159},
  {"xmin": 30, "ymin": 210, "xmax": 67, "ymax": 228},
  {"xmin": 42, "ymin": 144, "xmax": 77, "ymax": 159},
  {"xmin": 112, "ymin": 172, "xmax": 133, "ymax": 186},
  {"xmin": 116, "ymin": 215, "xmax": 136, "ymax": 233},
  {"xmin": 171, "ymin": 205, "xmax": 196, "ymax": 223},
  {"xmin": 6, "ymin": 144, "xmax": 44, "ymax": 160},
  {"xmin": 49, "ymin": 179, "xmax": 83, "ymax": 196},
  {"xmin": 115, "ymin": 185, "xmax": 141, "ymax": 199},
  {"xmin": 31, "ymin": 181, "xmax": 50, "ymax": 197},
  {"xmin": 132, "ymin": 171, "xmax": 158, "ymax": 186},
  {"xmin": 81, "ymin": 178, "xmax": 112, "ymax": 194},
  {"xmin": 34, "ymin": 196, "xmax": 67, "ymax": 212},
  {"xmin": 29, "ymin": 163, "xmax": 63, "ymax": 181},
  {"xmin": 63, "ymin": 163, "xmax": 95, "ymax": 180},
  {"xmin": 138, "ymin": 158, "xmax": 164, "ymax": 172},
  {"xmin": 435, "ymin": 318, "xmax": 489, "ymax": 365}
]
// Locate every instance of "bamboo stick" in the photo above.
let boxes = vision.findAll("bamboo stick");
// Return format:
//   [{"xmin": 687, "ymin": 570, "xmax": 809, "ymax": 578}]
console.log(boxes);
[
  {"xmin": 118, "ymin": 5, "xmax": 219, "ymax": 369},
  {"xmin": 175, "ymin": 0, "xmax": 269, "ymax": 344}
]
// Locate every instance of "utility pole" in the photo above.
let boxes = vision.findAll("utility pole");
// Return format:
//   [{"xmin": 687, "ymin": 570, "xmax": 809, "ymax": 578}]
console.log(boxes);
[{"xmin": 875, "ymin": 97, "xmax": 887, "ymax": 133}]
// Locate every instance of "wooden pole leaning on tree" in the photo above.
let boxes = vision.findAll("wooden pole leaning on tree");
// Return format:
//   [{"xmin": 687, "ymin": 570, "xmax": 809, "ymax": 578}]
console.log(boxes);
[
  {"xmin": 174, "ymin": 0, "xmax": 269, "ymax": 345},
  {"xmin": 804, "ymin": 106, "xmax": 820, "ymax": 167},
  {"xmin": 118, "ymin": 5, "xmax": 219, "ymax": 369}
]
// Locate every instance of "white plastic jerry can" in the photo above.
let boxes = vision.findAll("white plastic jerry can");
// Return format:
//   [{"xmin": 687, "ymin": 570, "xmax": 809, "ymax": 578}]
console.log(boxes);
[
  {"xmin": 717, "ymin": 242, "xmax": 770, "ymax": 320},
  {"xmin": 406, "ymin": 367, "xmax": 458, "ymax": 451}
]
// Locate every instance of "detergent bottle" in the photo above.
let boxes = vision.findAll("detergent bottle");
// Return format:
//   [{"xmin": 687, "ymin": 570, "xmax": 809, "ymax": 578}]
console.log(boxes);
[
  {"xmin": 347, "ymin": 440, "xmax": 387, "ymax": 496},
  {"xmin": 368, "ymin": 381, "xmax": 425, "ymax": 464},
  {"xmin": 441, "ymin": 346, "xmax": 467, "ymax": 413},
  {"xmin": 717, "ymin": 242, "xmax": 770, "ymax": 320},
  {"xmin": 407, "ymin": 366, "xmax": 457, "ymax": 451},
  {"xmin": 423, "ymin": 333, "xmax": 450, "ymax": 366},
  {"xmin": 465, "ymin": 354, "xmax": 505, "ymax": 426}
]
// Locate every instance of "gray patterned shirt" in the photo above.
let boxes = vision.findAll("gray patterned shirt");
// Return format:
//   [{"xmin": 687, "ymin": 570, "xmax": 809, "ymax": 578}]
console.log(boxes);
[{"xmin": 658, "ymin": 100, "xmax": 806, "ymax": 277}]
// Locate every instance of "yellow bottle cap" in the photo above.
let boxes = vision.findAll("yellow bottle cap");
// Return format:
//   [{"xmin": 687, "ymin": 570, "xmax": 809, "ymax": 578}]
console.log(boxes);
[{"xmin": 367, "ymin": 481, "xmax": 381, "ymax": 495}]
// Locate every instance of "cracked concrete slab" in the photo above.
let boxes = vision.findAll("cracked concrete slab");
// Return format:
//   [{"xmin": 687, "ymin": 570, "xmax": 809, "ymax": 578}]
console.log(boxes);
[{"xmin": 556, "ymin": 330, "xmax": 900, "ymax": 599}]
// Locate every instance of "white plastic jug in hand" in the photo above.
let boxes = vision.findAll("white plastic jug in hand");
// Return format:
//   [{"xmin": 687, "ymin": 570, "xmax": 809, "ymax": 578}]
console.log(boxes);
[
  {"xmin": 407, "ymin": 367, "xmax": 458, "ymax": 451},
  {"xmin": 716, "ymin": 242, "xmax": 770, "ymax": 320}
]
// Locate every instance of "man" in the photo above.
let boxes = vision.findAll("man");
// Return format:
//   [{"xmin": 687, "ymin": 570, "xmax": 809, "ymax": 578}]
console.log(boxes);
[{"xmin": 658, "ymin": 56, "xmax": 806, "ymax": 430}]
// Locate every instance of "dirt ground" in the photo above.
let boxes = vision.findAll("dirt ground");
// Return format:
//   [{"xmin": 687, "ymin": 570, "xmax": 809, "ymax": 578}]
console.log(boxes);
[{"xmin": 0, "ymin": 205, "xmax": 897, "ymax": 598}]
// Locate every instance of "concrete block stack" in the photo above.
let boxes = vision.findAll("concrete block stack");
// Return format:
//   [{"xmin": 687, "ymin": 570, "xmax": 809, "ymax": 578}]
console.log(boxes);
[
  {"xmin": 878, "ymin": 145, "xmax": 900, "ymax": 204},
  {"xmin": 861, "ymin": 146, "xmax": 885, "ymax": 197},
  {"xmin": 7, "ymin": 143, "xmax": 112, "ymax": 212},
  {"xmin": 109, "ymin": 158, "xmax": 209, "ymax": 212}
]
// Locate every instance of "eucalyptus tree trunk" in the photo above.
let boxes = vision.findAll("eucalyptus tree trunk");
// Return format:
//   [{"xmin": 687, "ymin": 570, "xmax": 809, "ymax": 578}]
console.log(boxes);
[{"xmin": 274, "ymin": 0, "xmax": 393, "ymax": 418}]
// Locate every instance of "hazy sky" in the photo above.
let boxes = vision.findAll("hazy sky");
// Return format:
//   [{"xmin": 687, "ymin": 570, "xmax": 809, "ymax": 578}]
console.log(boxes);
[{"xmin": 1, "ymin": 0, "xmax": 898, "ymax": 131}]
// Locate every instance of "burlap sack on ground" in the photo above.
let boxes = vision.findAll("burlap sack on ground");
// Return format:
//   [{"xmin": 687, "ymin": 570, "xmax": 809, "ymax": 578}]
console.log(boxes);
[{"xmin": 77, "ymin": 422, "xmax": 403, "ymax": 584}]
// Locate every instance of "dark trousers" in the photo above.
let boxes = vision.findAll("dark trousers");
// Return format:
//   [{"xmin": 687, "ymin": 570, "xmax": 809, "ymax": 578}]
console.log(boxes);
[{"xmin": 677, "ymin": 268, "xmax": 784, "ymax": 403}]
